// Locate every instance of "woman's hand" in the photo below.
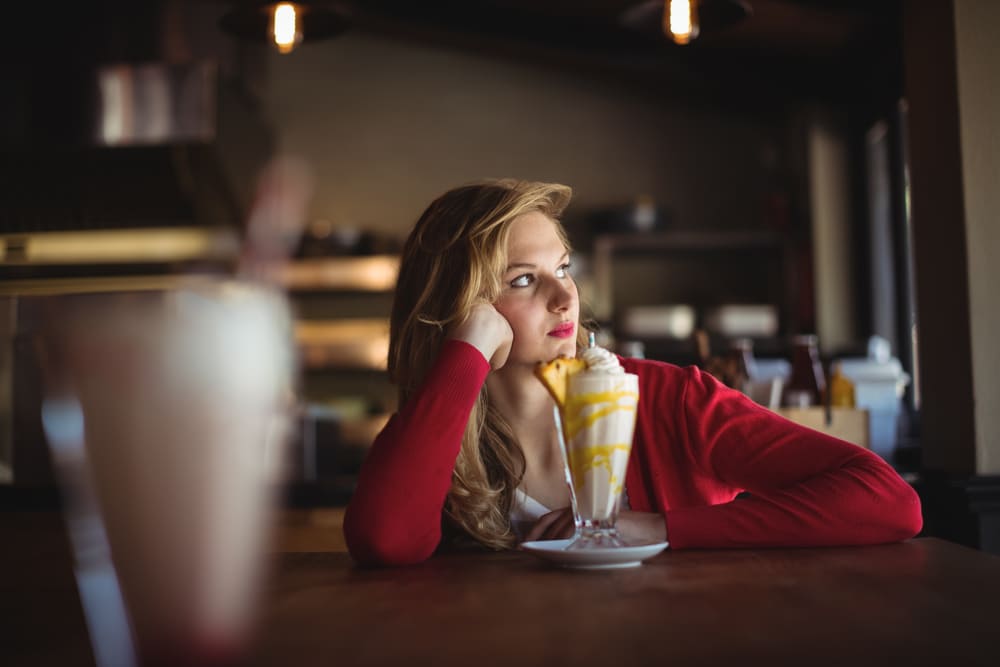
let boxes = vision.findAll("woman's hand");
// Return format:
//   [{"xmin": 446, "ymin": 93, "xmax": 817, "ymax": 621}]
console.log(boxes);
[
  {"xmin": 521, "ymin": 509, "xmax": 667, "ymax": 544},
  {"xmin": 447, "ymin": 303, "xmax": 513, "ymax": 370},
  {"xmin": 523, "ymin": 508, "xmax": 575, "ymax": 542}
]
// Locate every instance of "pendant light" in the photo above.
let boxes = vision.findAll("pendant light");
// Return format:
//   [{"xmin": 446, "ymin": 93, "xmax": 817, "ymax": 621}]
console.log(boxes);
[
  {"xmin": 219, "ymin": 1, "xmax": 351, "ymax": 55},
  {"xmin": 666, "ymin": 0, "xmax": 700, "ymax": 45},
  {"xmin": 622, "ymin": 0, "xmax": 751, "ymax": 45},
  {"xmin": 664, "ymin": 0, "xmax": 752, "ymax": 45}
]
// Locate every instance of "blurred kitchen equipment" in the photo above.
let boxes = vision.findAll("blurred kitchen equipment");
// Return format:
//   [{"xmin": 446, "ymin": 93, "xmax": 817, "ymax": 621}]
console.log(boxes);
[
  {"xmin": 837, "ymin": 336, "xmax": 910, "ymax": 459},
  {"xmin": 620, "ymin": 304, "xmax": 695, "ymax": 339},
  {"xmin": 589, "ymin": 195, "xmax": 671, "ymax": 234},
  {"xmin": 703, "ymin": 304, "xmax": 779, "ymax": 338},
  {"xmin": 741, "ymin": 354, "xmax": 790, "ymax": 409},
  {"xmin": 616, "ymin": 340, "xmax": 646, "ymax": 359}
]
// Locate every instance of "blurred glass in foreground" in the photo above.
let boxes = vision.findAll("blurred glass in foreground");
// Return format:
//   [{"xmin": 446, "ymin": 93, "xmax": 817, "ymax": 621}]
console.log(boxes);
[{"xmin": 39, "ymin": 279, "xmax": 296, "ymax": 666}]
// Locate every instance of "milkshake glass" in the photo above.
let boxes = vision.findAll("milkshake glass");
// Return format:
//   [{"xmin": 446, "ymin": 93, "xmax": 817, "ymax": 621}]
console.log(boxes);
[
  {"xmin": 556, "ymin": 347, "xmax": 639, "ymax": 549},
  {"xmin": 39, "ymin": 278, "xmax": 295, "ymax": 666}
]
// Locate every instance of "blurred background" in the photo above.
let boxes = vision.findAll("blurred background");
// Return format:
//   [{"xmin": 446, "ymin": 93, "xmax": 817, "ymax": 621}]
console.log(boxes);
[{"xmin": 1, "ymin": 1, "xmax": 997, "ymax": 553}]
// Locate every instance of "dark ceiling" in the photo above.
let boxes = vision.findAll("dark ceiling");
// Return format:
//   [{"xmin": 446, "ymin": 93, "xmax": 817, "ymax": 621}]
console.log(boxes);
[
  {"xmin": 302, "ymin": 0, "xmax": 904, "ymax": 105},
  {"xmin": 5, "ymin": 1, "xmax": 904, "ymax": 113}
]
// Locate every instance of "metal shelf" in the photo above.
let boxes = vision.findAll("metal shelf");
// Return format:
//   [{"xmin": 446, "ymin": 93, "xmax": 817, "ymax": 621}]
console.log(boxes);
[
  {"xmin": 275, "ymin": 255, "xmax": 399, "ymax": 292},
  {"xmin": 295, "ymin": 318, "xmax": 390, "ymax": 370},
  {"xmin": 590, "ymin": 230, "xmax": 793, "ymax": 330}
]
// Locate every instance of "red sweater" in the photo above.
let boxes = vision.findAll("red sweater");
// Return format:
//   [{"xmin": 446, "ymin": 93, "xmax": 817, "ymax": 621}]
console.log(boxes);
[{"xmin": 344, "ymin": 340, "xmax": 922, "ymax": 566}]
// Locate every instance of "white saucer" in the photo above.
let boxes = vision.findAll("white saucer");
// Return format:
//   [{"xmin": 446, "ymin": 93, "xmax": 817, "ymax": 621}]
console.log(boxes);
[{"xmin": 520, "ymin": 539, "xmax": 669, "ymax": 570}]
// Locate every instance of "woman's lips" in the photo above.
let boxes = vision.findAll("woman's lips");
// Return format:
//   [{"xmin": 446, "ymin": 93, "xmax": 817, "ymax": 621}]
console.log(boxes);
[{"xmin": 548, "ymin": 322, "xmax": 575, "ymax": 339}]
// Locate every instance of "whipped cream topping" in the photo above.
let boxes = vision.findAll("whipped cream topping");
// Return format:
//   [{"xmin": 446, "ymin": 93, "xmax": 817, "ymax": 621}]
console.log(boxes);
[{"xmin": 580, "ymin": 346, "xmax": 624, "ymax": 375}]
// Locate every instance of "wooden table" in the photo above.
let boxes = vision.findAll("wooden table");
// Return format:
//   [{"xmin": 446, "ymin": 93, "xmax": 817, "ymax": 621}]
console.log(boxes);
[
  {"xmin": 3, "ymin": 514, "xmax": 999, "ymax": 666},
  {"xmin": 249, "ymin": 538, "xmax": 1000, "ymax": 666}
]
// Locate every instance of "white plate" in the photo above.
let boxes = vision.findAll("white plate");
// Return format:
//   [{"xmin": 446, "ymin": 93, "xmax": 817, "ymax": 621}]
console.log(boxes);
[{"xmin": 520, "ymin": 539, "xmax": 669, "ymax": 570}]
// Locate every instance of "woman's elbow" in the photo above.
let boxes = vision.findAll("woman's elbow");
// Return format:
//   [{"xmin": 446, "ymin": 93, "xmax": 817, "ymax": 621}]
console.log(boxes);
[
  {"xmin": 343, "ymin": 510, "xmax": 438, "ymax": 567},
  {"xmin": 874, "ymin": 477, "xmax": 923, "ymax": 541},
  {"xmin": 893, "ymin": 481, "xmax": 924, "ymax": 538},
  {"xmin": 346, "ymin": 534, "xmax": 437, "ymax": 567}
]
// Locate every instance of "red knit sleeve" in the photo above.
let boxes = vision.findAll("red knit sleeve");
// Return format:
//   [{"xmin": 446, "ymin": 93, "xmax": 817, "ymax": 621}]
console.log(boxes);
[
  {"xmin": 343, "ymin": 339, "xmax": 490, "ymax": 566},
  {"xmin": 665, "ymin": 367, "xmax": 922, "ymax": 549}
]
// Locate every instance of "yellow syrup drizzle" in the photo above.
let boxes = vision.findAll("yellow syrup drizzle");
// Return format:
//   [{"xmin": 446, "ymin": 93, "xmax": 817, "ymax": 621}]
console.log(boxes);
[
  {"xmin": 563, "ymin": 389, "xmax": 638, "ymax": 441},
  {"xmin": 566, "ymin": 443, "xmax": 631, "ymax": 494},
  {"xmin": 558, "ymin": 385, "xmax": 637, "ymax": 494}
]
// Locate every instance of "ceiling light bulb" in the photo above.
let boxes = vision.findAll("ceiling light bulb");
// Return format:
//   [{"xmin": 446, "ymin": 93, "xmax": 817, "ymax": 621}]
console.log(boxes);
[
  {"xmin": 665, "ymin": 0, "xmax": 700, "ymax": 45},
  {"xmin": 272, "ymin": 3, "xmax": 302, "ymax": 54}
]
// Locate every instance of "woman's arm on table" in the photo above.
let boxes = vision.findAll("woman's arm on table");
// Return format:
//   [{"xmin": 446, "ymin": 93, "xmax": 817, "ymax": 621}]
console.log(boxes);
[
  {"xmin": 343, "ymin": 340, "xmax": 489, "ymax": 566},
  {"xmin": 662, "ymin": 367, "xmax": 923, "ymax": 549}
]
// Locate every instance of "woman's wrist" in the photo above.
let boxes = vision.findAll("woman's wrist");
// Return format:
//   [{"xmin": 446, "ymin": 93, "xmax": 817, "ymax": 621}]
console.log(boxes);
[
  {"xmin": 619, "ymin": 511, "xmax": 668, "ymax": 543},
  {"xmin": 446, "ymin": 331, "xmax": 497, "ymax": 366},
  {"xmin": 446, "ymin": 305, "xmax": 512, "ymax": 369}
]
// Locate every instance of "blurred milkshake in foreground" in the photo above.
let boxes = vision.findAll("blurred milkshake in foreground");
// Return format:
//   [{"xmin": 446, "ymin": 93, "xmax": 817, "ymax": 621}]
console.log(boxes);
[
  {"xmin": 558, "ymin": 346, "xmax": 639, "ymax": 549},
  {"xmin": 41, "ymin": 279, "xmax": 295, "ymax": 666}
]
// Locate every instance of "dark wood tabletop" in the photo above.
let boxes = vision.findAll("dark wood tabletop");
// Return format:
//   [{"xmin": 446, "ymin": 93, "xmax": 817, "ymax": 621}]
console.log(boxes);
[
  {"xmin": 3, "ymin": 510, "xmax": 999, "ymax": 666},
  {"xmin": 249, "ymin": 538, "xmax": 1000, "ymax": 666}
]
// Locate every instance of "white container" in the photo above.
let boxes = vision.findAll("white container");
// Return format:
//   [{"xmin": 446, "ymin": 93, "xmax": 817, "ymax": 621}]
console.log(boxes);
[
  {"xmin": 703, "ymin": 304, "xmax": 779, "ymax": 338},
  {"xmin": 836, "ymin": 357, "xmax": 909, "ymax": 459},
  {"xmin": 620, "ymin": 305, "xmax": 695, "ymax": 339}
]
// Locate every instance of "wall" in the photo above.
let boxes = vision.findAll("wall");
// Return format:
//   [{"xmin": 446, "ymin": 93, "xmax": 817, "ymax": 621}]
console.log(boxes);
[
  {"xmin": 262, "ymin": 33, "xmax": 784, "ymax": 239},
  {"xmin": 954, "ymin": 0, "xmax": 1000, "ymax": 475},
  {"xmin": 808, "ymin": 113, "xmax": 856, "ymax": 354}
]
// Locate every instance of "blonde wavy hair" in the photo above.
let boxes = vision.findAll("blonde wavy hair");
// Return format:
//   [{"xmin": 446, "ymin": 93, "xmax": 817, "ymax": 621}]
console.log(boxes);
[{"xmin": 388, "ymin": 178, "xmax": 583, "ymax": 549}]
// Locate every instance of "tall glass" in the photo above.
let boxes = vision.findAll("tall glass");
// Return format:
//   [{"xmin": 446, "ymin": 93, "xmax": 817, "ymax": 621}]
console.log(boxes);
[
  {"xmin": 38, "ymin": 279, "xmax": 295, "ymax": 666},
  {"xmin": 554, "ymin": 371, "xmax": 639, "ymax": 549}
]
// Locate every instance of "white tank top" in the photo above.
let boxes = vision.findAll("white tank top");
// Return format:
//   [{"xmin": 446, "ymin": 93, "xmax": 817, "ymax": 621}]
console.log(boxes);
[{"xmin": 510, "ymin": 488, "xmax": 550, "ymax": 541}]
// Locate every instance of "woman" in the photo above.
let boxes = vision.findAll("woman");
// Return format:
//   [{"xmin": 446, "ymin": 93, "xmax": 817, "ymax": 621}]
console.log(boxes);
[{"xmin": 343, "ymin": 179, "xmax": 922, "ymax": 566}]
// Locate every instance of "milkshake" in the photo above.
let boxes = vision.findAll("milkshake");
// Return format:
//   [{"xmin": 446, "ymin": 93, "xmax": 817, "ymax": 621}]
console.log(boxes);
[
  {"xmin": 40, "ymin": 279, "xmax": 295, "ymax": 664},
  {"xmin": 537, "ymin": 345, "xmax": 639, "ymax": 549}
]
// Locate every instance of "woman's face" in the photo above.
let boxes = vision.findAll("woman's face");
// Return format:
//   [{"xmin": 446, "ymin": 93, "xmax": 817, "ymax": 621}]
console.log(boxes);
[{"xmin": 494, "ymin": 211, "xmax": 579, "ymax": 365}]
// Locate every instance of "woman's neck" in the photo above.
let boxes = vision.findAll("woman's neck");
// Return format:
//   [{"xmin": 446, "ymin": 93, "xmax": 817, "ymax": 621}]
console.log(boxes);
[
  {"xmin": 487, "ymin": 361, "xmax": 570, "ymax": 506},
  {"xmin": 485, "ymin": 361, "xmax": 553, "ymax": 426},
  {"xmin": 486, "ymin": 361, "xmax": 561, "ymax": 465}
]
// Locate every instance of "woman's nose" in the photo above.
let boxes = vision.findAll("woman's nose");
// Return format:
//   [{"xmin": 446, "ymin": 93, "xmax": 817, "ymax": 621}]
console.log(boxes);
[{"xmin": 547, "ymin": 277, "xmax": 574, "ymax": 312}]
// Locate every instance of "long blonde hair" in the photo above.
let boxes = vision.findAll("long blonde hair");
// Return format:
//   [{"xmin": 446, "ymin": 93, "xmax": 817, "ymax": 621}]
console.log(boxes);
[{"xmin": 388, "ymin": 179, "xmax": 577, "ymax": 549}]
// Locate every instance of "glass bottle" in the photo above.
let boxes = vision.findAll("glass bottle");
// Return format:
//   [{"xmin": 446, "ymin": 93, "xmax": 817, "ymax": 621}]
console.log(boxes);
[
  {"xmin": 727, "ymin": 338, "xmax": 755, "ymax": 393},
  {"xmin": 829, "ymin": 361, "xmax": 856, "ymax": 407},
  {"xmin": 785, "ymin": 334, "xmax": 826, "ymax": 407}
]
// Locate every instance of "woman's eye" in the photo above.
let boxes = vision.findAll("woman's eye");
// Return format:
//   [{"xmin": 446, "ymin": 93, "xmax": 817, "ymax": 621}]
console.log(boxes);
[
  {"xmin": 555, "ymin": 262, "xmax": 572, "ymax": 278},
  {"xmin": 510, "ymin": 274, "xmax": 534, "ymax": 288}
]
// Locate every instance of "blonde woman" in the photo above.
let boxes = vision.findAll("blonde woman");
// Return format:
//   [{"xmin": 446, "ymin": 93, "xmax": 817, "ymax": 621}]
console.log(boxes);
[{"xmin": 343, "ymin": 179, "xmax": 922, "ymax": 566}]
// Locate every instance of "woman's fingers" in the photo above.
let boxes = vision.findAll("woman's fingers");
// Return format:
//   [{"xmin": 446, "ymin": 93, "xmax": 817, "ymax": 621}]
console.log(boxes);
[{"xmin": 447, "ymin": 304, "xmax": 513, "ymax": 370}]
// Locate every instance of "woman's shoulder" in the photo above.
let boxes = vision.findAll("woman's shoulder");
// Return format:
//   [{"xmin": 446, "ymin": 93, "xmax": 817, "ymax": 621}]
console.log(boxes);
[
  {"xmin": 619, "ymin": 355, "xmax": 737, "ymax": 406},
  {"xmin": 618, "ymin": 355, "xmax": 698, "ymax": 402},
  {"xmin": 619, "ymin": 355, "xmax": 700, "ymax": 383}
]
